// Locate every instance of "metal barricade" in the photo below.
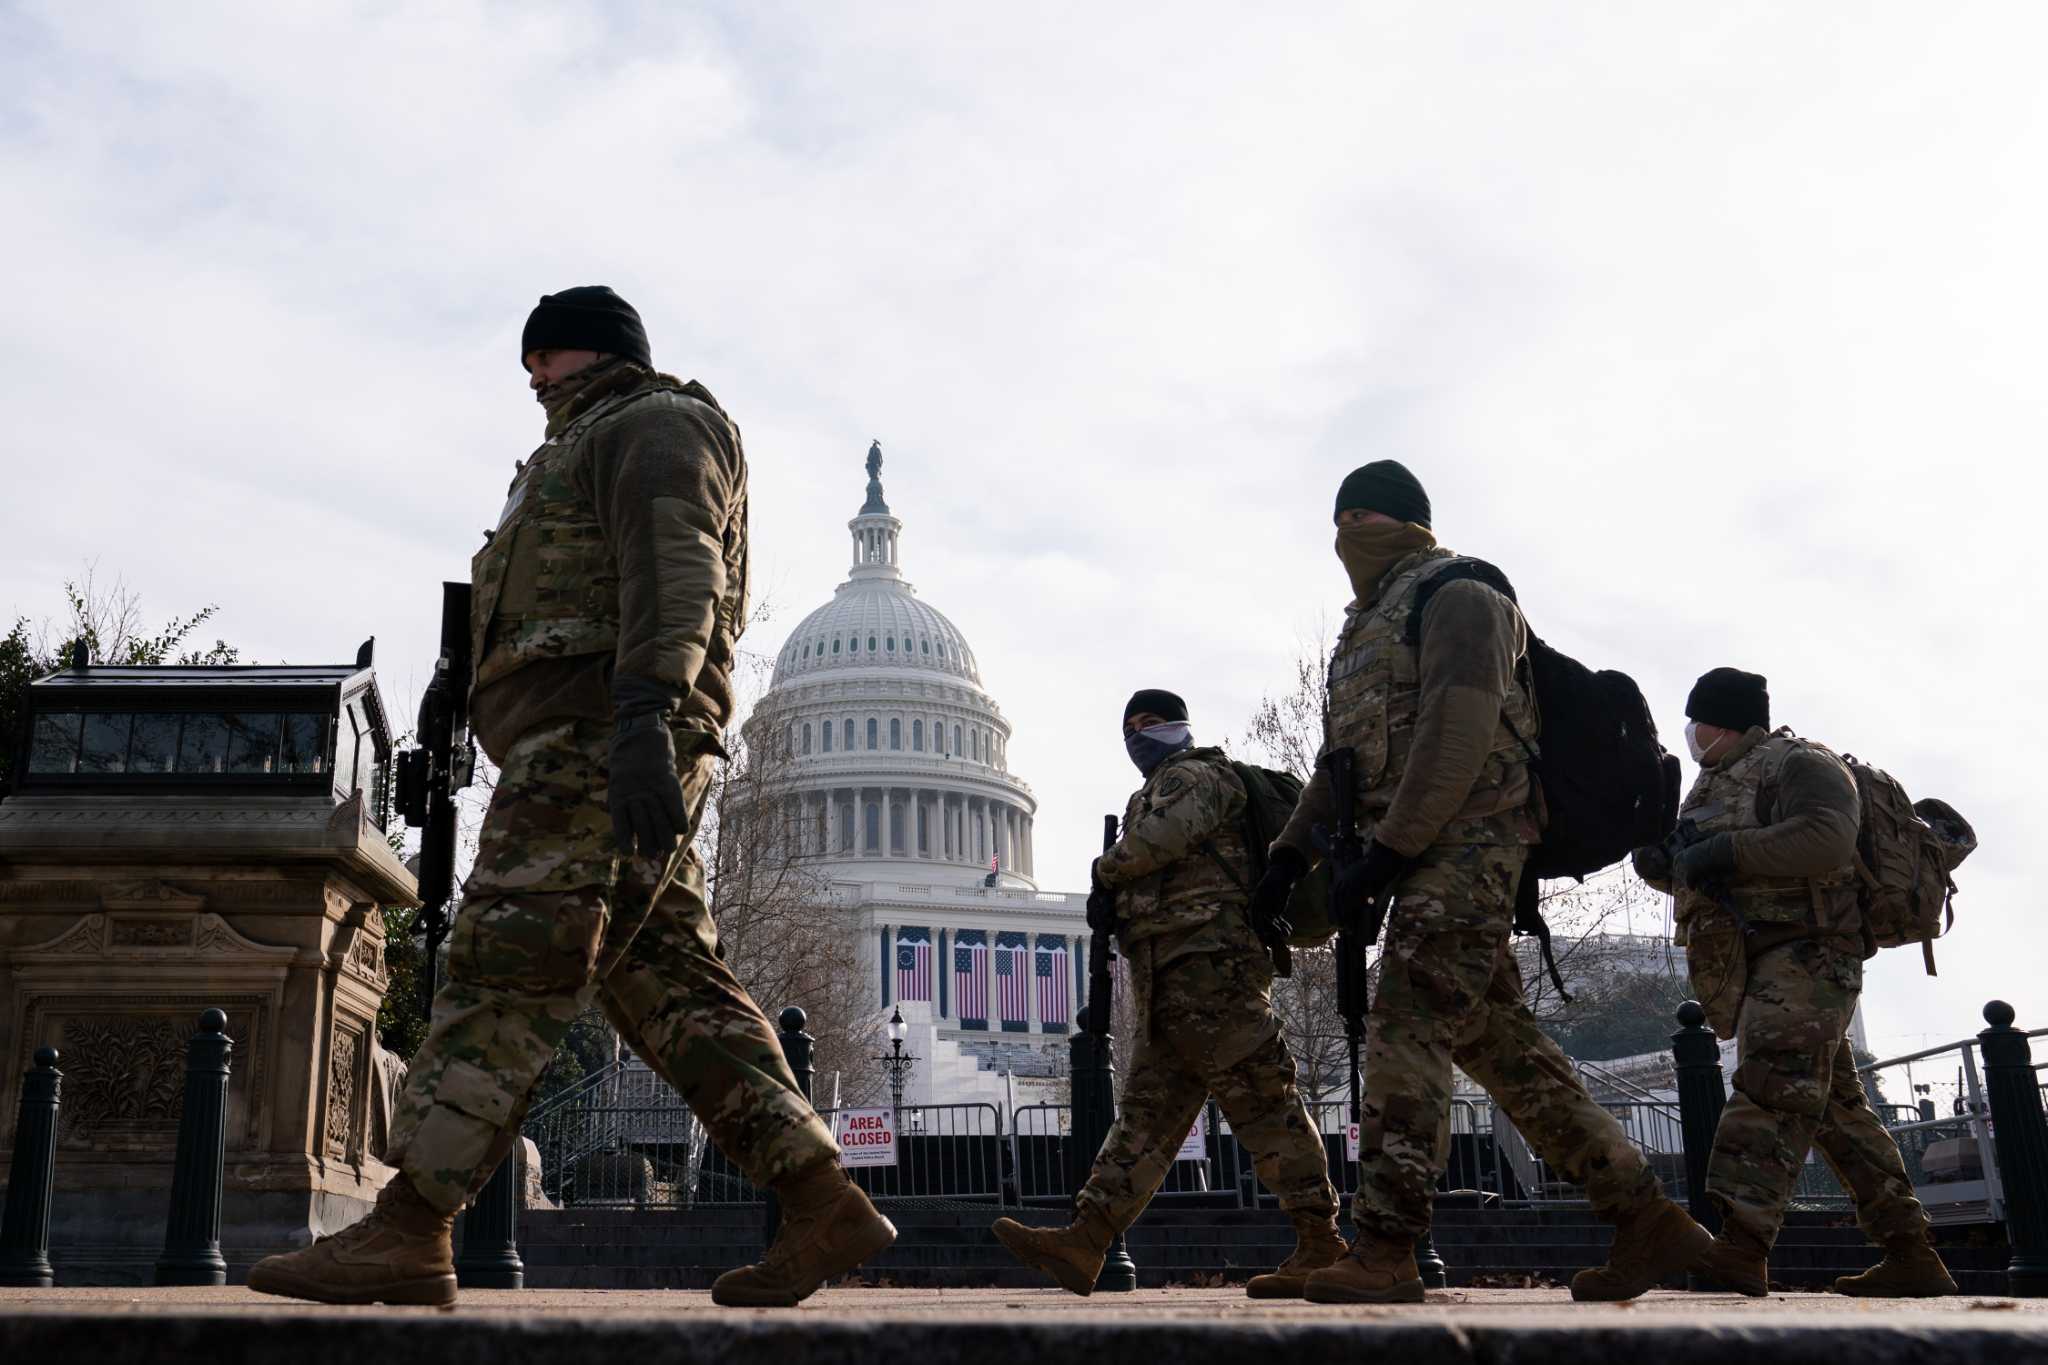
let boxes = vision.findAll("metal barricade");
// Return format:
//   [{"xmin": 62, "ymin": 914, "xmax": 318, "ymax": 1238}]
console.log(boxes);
[
  {"xmin": 523, "ymin": 1061, "xmax": 726, "ymax": 1209},
  {"xmin": 1436, "ymin": 1095, "xmax": 1690, "ymax": 1207},
  {"xmin": 1011, "ymin": 1103, "xmax": 1072, "ymax": 1205},
  {"xmin": 817, "ymin": 1103, "xmax": 1008, "ymax": 1205}
]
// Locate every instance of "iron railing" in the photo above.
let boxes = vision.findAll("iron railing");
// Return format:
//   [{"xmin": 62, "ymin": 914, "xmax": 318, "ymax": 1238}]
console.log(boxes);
[{"xmin": 518, "ymin": 1027, "xmax": 2047, "ymax": 1224}]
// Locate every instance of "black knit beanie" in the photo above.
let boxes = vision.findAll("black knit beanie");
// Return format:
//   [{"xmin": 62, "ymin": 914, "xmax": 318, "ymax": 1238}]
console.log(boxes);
[
  {"xmin": 521, "ymin": 286, "xmax": 652, "ymax": 369},
  {"xmin": 1334, "ymin": 460, "xmax": 1431, "ymax": 528},
  {"xmin": 1123, "ymin": 689, "xmax": 1189, "ymax": 727},
  {"xmin": 1686, "ymin": 668, "xmax": 1770, "ymax": 733}
]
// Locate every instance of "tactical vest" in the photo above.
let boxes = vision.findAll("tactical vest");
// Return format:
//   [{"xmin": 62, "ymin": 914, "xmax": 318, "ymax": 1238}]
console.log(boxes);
[
  {"xmin": 1674, "ymin": 727, "xmax": 1859, "ymax": 936},
  {"xmin": 1114, "ymin": 748, "xmax": 1254, "ymax": 946},
  {"xmin": 469, "ymin": 382, "xmax": 746, "ymax": 702},
  {"xmin": 1325, "ymin": 549, "xmax": 1540, "ymax": 842}
]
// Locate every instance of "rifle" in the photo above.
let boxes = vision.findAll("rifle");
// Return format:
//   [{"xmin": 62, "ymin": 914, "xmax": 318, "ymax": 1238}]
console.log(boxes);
[
  {"xmin": 394, "ymin": 581, "xmax": 476, "ymax": 1015},
  {"xmin": 1324, "ymin": 745, "xmax": 1370, "ymax": 1125},
  {"xmin": 1086, "ymin": 814, "xmax": 1119, "ymax": 1037}
]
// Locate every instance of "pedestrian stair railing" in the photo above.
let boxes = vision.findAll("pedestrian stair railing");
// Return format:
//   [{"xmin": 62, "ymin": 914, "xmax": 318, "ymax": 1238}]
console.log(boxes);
[{"xmin": 1853, "ymin": 1028, "xmax": 2046, "ymax": 1226}]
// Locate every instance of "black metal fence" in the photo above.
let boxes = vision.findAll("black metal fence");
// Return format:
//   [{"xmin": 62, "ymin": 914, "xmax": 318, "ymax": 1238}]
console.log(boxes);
[{"xmin": 518, "ymin": 1024, "xmax": 2031, "ymax": 1224}]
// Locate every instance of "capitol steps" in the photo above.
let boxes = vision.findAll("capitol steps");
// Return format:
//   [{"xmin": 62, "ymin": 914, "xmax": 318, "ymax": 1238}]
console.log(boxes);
[{"xmin": 516, "ymin": 1205, "xmax": 2016, "ymax": 1294}]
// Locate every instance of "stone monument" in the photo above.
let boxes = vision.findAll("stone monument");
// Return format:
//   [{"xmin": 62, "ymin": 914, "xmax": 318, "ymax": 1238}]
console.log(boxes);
[{"xmin": 0, "ymin": 645, "xmax": 418, "ymax": 1281}]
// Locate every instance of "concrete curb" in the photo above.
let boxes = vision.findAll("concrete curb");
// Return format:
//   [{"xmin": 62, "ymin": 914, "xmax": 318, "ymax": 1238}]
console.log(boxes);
[{"xmin": 5, "ymin": 1310, "xmax": 2048, "ymax": 1365}]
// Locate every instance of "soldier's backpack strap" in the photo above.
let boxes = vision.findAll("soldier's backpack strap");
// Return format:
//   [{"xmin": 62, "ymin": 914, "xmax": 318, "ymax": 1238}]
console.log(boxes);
[
  {"xmin": 1403, "ymin": 558, "xmax": 1519, "ymax": 645},
  {"xmin": 1196, "ymin": 761, "xmax": 1257, "ymax": 893},
  {"xmin": 1404, "ymin": 558, "xmax": 1538, "ymax": 763}
]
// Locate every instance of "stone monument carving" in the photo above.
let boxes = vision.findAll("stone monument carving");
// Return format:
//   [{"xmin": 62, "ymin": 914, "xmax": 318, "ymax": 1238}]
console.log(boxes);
[{"xmin": 0, "ymin": 654, "xmax": 418, "ymax": 1282}]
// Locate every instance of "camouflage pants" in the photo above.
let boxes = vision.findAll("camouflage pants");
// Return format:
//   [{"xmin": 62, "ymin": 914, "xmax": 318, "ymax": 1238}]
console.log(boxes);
[
  {"xmin": 1354, "ymin": 842, "xmax": 1663, "ymax": 1240},
  {"xmin": 1687, "ymin": 926, "xmax": 1928, "ymax": 1249},
  {"xmin": 1078, "ymin": 932, "xmax": 1337, "ymax": 1231},
  {"xmin": 386, "ymin": 716, "xmax": 836, "ymax": 1213}
]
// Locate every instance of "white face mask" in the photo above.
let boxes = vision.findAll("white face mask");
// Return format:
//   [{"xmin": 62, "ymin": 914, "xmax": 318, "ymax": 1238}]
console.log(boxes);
[
  {"xmin": 1685, "ymin": 721, "xmax": 1710, "ymax": 763},
  {"xmin": 1139, "ymin": 722, "xmax": 1192, "ymax": 747}
]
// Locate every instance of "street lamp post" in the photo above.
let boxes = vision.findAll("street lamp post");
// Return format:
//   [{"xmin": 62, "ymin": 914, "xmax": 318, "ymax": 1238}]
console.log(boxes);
[{"xmin": 877, "ymin": 1006, "xmax": 917, "ymax": 1114}]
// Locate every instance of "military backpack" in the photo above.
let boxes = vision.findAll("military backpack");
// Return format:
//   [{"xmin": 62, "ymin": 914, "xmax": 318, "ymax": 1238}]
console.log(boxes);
[
  {"xmin": 1197, "ymin": 760, "xmax": 1336, "ymax": 949},
  {"xmin": 1841, "ymin": 756, "xmax": 1975, "ymax": 974},
  {"xmin": 1404, "ymin": 558, "xmax": 1683, "ymax": 996}
]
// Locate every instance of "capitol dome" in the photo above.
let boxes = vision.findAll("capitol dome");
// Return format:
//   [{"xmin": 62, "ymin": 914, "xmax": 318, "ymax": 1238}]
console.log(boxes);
[{"xmin": 748, "ymin": 443, "xmax": 1038, "ymax": 887}]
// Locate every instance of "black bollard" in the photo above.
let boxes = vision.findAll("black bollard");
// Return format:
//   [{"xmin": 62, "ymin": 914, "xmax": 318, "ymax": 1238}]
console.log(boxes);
[
  {"xmin": 456, "ymin": 1147, "xmax": 525, "ymax": 1289},
  {"xmin": 1068, "ymin": 1024, "xmax": 1136, "ymax": 1292},
  {"xmin": 1978, "ymin": 1001, "xmax": 2048, "ymax": 1297},
  {"xmin": 1416, "ymin": 1229, "xmax": 1448, "ymax": 1288},
  {"xmin": 0, "ymin": 1048, "xmax": 62, "ymax": 1288},
  {"xmin": 779, "ymin": 1006, "xmax": 816, "ymax": 1102},
  {"xmin": 1671, "ymin": 1000, "xmax": 1726, "ymax": 1235},
  {"xmin": 765, "ymin": 1006, "xmax": 816, "ymax": 1248},
  {"xmin": 155, "ymin": 1010, "xmax": 231, "ymax": 1286}
]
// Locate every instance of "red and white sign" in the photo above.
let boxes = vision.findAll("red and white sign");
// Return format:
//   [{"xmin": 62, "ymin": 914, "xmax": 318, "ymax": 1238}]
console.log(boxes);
[
  {"xmin": 834, "ymin": 1107, "xmax": 899, "ymax": 1168},
  {"xmin": 1345, "ymin": 1122, "xmax": 1361, "ymax": 1163},
  {"xmin": 1177, "ymin": 1111, "xmax": 1209, "ymax": 1163}
]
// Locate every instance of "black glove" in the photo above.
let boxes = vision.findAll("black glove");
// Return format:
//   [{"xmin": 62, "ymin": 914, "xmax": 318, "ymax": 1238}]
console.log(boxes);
[
  {"xmin": 1673, "ymin": 831, "xmax": 1737, "ymax": 890},
  {"xmin": 1332, "ymin": 839, "xmax": 1414, "ymax": 924},
  {"xmin": 1631, "ymin": 841, "xmax": 1673, "ymax": 884},
  {"xmin": 1086, "ymin": 857, "xmax": 1117, "ymax": 932},
  {"xmin": 608, "ymin": 712, "xmax": 689, "ymax": 858},
  {"xmin": 1250, "ymin": 845, "xmax": 1310, "ymax": 931}
]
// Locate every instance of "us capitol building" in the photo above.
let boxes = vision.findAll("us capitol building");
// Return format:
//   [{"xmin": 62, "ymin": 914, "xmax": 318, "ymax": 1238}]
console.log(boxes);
[{"xmin": 742, "ymin": 444, "xmax": 1089, "ymax": 1105}]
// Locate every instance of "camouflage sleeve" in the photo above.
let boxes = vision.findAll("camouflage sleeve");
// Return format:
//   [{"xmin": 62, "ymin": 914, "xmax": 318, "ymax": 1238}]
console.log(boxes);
[
  {"xmin": 583, "ymin": 401, "xmax": 741, "ymax": 700},
  {"xmin": 1096, "ymin": 762, "xmax": 1236, "ymax": 887},
  {"xmin": 1737, "ymin": 747, "xmax": 1860, "ymax": 878},
  {"xmin": 1372, "ymin": 579, "xmax": 1525, "ymax": 857}
]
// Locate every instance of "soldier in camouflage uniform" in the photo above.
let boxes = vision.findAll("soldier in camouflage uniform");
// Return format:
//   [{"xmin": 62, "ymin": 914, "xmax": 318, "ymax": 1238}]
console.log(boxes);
[
  {"xmin": 1250, "ymin": 461, "xmax": 1714, "ymax": 1304},
  {"xmin": 251, "ymin": 286, "xmax": 893, "ymax": 1308},
  {"xmin": 1634, "ymin": 668, "xmax": 1954, "ymax": 1297},
  {"xmin": 991, "ymin": 690, "xmax": 1342, "ymax": 1297}
]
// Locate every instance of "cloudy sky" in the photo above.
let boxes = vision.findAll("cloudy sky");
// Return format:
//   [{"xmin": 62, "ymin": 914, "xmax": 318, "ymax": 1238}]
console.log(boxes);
[{"xmin": 4, "ymin": 2, "xmax": 2042, "ymax": 1058}]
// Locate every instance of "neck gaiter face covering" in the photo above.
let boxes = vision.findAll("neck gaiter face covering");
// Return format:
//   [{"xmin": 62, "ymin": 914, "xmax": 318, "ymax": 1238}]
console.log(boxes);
[
  {"xmin": 1125, "ymin": 722, "xmax": 1193, "ymax": 776},
  {"xmin": 537, "ymin": 355, "xmax": 634, "ymax": 435},
  {"xmin": 1334, "ymin": 521, "xmax": 1438, "ymax": 602}
]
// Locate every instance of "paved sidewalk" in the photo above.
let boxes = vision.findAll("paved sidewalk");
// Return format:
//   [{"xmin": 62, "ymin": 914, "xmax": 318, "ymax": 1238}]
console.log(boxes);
[{"xmin": 3, "ymin": 1283, "xmax": 2045, "ymax": 1317}]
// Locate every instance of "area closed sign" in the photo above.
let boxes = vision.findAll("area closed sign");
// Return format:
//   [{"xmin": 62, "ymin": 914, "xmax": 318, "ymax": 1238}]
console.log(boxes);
[{"xmin": 834, "ymin": 1107, "xmax": 899, "ymax": 1168}]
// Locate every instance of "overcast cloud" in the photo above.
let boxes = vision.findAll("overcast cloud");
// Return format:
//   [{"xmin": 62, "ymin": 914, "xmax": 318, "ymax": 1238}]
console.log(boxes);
[{"xmin": 3, "ymin": 2, "xmax": 2042, "ymax": 1057}]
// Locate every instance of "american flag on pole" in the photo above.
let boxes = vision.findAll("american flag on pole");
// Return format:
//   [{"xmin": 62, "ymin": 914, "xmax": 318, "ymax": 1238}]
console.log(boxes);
[
  {"xmin": 895, "ymin": 927, "xmax": 932, "ymax": 1003},
  {"xmin": 996, "ymin": 932, "xmax": 1029, "ymax": 1031},
  {"xmin": 953, "ymin": 932, "xmax": 988, "ymax": 1026},
  {"xmin": 1035, "ymin": 939, "xmax": 1070, "ymax": 1033}
]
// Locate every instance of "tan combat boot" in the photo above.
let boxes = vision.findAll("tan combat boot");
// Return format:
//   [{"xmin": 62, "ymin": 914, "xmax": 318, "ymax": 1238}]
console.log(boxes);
[
  {"xmin": 1246, "ymin": 1211, "xmax": 1348, "ymax": 1299},
  {"xmin": 1570, "ymin": 1197, "xmax": 1714, "ymax": 1301},
  {"xmin": 711, "ymin": 1160, "xmax": 898, "ymax": 1307},
  {"xmin": 1694, "ymin": 1226, "xmax": 1770, "ymax": 1297},
  {"xmin": 1302, "ymin": 1233, "xmax": 1424, "ymax": 1304},
  {"xmin": 990, "ymin": 1205, "xmax": 1118, "ymax": 1295},
  {"xmin": 1833, "ymin": 1234, "xmax": 1958, "ymax": 1297},
  {"xmin": 247, "ymin": 1173, "xmax": 457, "ymax": 1306}
]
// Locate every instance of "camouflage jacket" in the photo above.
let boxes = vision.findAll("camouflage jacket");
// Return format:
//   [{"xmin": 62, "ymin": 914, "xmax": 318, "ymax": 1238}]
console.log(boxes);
[
  {"xmin": 1277, "ymin": 547, "xmax": 1541, "ymax": 860},
  {"xmin": 1096, "ymin": 747, "xmax": 1255, "ymax": 948},
  {"xmin": 1643, "ymin": 726, "xmax": 1861, "ymax": 943},
  {"xmin": 468, "ymin": 366, "xmax": 749, "ymax": 761}
]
